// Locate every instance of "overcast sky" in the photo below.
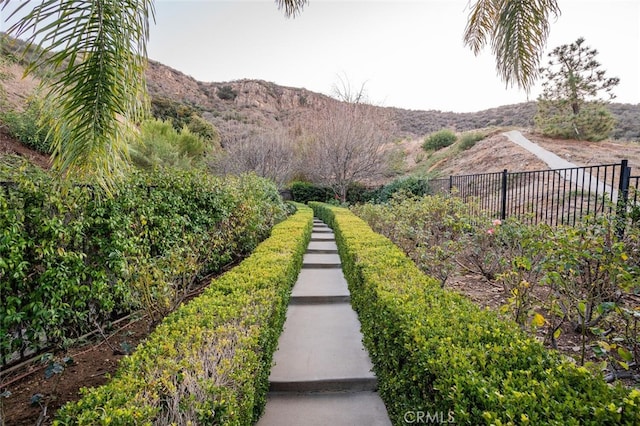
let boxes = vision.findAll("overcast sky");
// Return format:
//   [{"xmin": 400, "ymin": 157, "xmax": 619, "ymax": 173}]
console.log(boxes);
[
  {"xmin": 146, "ymin": 0, "xmax": 639, "ymax": 113},
  {"xmin": 2, "ymin": 1, "xmax": 638, "ymax": 113}
]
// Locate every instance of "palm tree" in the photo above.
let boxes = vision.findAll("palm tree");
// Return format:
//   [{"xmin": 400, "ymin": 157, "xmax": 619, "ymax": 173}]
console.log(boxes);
[
  {"xmin": 464, "ymin": 0, "xmax": 561, "ymax": 91},
  {"xmin": 2, "ymin": 0, "xmax": 559, "ymax": 188},
  {"xmin": 2, "ymin": 0, "xmax": 155, "ymax": 191},
  {"xmin": 0, "ymin": 0, "xmax": 307, "ymax": 191}
]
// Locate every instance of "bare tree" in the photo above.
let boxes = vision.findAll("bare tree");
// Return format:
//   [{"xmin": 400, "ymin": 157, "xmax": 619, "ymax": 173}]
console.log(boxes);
[
  {"xmin": 301, "ymin": 101, "xmax": 394, "ymax": 202},
  {"xmin": 331, "ymin": 73, "xmax": 369, "ymax": 104},
  {"xmin": 208, "ymin": 126, "xmax": 296, "ymax": 187}
]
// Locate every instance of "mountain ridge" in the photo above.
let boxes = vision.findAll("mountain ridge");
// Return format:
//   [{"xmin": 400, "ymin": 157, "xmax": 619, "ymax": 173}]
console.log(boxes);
[{"xmin": 144, "ymin": 59, "xmax": 640, "ymax": 143}]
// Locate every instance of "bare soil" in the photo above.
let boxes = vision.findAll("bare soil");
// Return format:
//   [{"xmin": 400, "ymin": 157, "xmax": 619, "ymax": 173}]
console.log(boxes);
[
  {"xmin": 525, "ymin": 131, "xmax": 640, "ymax": 171},
  {"xmin": 0, "ymin": 127, "xmax": 51, "ymax": 170},
  {"xmin": 400, "ymin": 129, "xmax": 640, "ymax": 177},
  {"xmin": 448, "ymin": 273, "xmax": 591, "ymax": 361},
  {"xmin": 1, "ymin": 315, "xmax": 154, "ymax": 425}
]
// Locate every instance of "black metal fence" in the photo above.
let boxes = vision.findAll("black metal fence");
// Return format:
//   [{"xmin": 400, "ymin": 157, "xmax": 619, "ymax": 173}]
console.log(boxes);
[{"xmin": 429, "ymin": 160, "xmax": 638, "ymax": 230}]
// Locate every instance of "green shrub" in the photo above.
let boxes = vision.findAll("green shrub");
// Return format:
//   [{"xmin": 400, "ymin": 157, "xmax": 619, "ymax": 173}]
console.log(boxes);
[
  {"xmin": 129, "ymin": 119, "xmax": 208, "ymax": 170},
  {"xmin": 375, "ymin": 175, "xmax": 431, "ymax": 203},
  {"xmin": 422, "ymin": 129, "xmax": 457, "ymax": 151},
  {"xmin": 288, "ymin": 181, "xmax": 333, "ymax": 203},
  {"xmin": 186, "ymin": 114, "xmax": 221, "ymax": 147},
  {"xmin": 458, "ymin": 131, "xmax": 486, "ymax": 151},
  {"xmin": 353, "ymin": 193, "xmax": 470, "ymax": 286},
  {"xmin": 535, "ymin": 101, "xmax": 616, "ymax": 142},
  {"xmin": 217, "ymin": 85, "xmax": 237, "ymax": 101},
  {"xmin": 0, "ymin": 162, "xmax": 289, "ymax": 361},
  {"xmin": 0, "ymin": 97, "xmax": 52, "ymax": 153},
  {"xmin": 310, "ymin": 203, "xmax": 640, "ymax": 426},
  {"xmin": 54, "ymin": 204, "xmax": 313, "ymax": 425},
  {"xmin": 345, "ymin": 182, "xmax": 378, "ymax": 204}
]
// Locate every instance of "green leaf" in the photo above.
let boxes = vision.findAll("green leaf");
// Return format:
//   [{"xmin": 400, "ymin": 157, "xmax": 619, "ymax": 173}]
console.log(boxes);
[
  {"xmin": 531, "ymin": 313, "xmax": 545, "ymax": 327},
  {"xmin": 618, "ymin": 347, "xmax": 633, "ymax": 362},
  {"xmin": 617, "ymin": 361, "xmax": 630, "ymax": 371}
]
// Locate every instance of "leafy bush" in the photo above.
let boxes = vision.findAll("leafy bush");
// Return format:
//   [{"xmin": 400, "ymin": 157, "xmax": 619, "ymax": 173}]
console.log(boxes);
[
  {"xmin": 375, "ymin": 175, "xmax": 431, "ymax": 203},
  {"xmin": 311, "ymin": 202, "xmax": 640, "ymax": 425},
  {"xmin": 54, "ymin": 204, "xmax": 313, "ymax": 425},
  {"xmin": 344, "ymin": 182, "xmax": 378, "ymax": 204},
  {"xmin": 128, "ymin": 119, "xmax": 209, "ymax": 170},
  {"xmin": 354, "ymin": 193, "xmax": 640, "ymax": 367},
  {"xmin": 288, "ymin": 181, "xmax": 333, "ymax": 203},
  {"xmin": 458, "ymin": 131, "xmax": 486, "ymax": 151},
  {"xmin": 0, "ymin": 97, "xmax": 52, "ymax": 153},
  {"xmin": 0, "ymin": 162, "xmax": 289, "ymax": 362},
  {"xmin": 186, "ymin": 114, "xmax": 221, "ymax": 147},
  {"xmin": 353, "ymin": 193, "xmax": 471, "ymax": 286},
  {"xmin": 217, "ymin": 85, "xmax": 237, "ymax": 101},
  {"xmin": 422, "ymin": 129, "xmax": 457, "ymax": 151},
  {"xmin": 150, "ymin": 96, "xmax": 220, "ymax": 144},
  {"xmin": 541, "ymin": 216, "xmax": 639, "ymax": 364},
  {"xmin": 535, "ymin": 101, "xmax": 616, "ymax": 142}
]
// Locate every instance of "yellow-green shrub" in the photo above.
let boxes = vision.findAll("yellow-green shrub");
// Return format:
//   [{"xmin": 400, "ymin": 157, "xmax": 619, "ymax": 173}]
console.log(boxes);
[
  {"xmin": 54, "ymin": 204, "xmax": 313, "ymax": 425},
  {"xmin": 310, "ymin": 202, "xmax": 640, "ymax": 426}
]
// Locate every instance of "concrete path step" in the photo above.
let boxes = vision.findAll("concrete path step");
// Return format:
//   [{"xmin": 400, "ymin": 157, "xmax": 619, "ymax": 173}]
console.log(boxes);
[
  {"xmin": 259, "ymin": 392, "xmax": 392, "ymax": 426},
  {"xmin": 302, "ymin": 252, "xmax": 341, "ymax": 269},
  {"xmin": 307, "ymin": 240, "xmax": 338, "ymax": 252},
  {"xmin": 268, "ymin": 303, "xmax": 375, "ymax": 389},
  {"xmin": 290, "ymin": 269, "xmax": 350, "ymax": 304},
  {"xmin": 291, "ymin": 269, "xmax": 348, "ymax": 299},
  {"xmin": 310, "ymin": 233, "xmax": 335, "ymax": 241}
]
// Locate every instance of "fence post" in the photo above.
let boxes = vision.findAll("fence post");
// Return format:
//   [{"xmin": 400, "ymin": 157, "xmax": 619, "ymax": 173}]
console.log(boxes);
[
  {"xmin": 616, "ymin": 159, "xmax": 631, "ymax": 238},
  {"xmin": 500, "ymin": 169, "xmax": 508, "ymax": 220},
  {"xmin": 448, "ymin": 175, "xmax": 453, "ymax": 193}
]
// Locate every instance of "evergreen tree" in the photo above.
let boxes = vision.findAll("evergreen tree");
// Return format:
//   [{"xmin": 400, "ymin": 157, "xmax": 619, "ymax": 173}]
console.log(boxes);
[{"xmin": 535, "ymin": 38, "xmax": 619, "ymax": 141}]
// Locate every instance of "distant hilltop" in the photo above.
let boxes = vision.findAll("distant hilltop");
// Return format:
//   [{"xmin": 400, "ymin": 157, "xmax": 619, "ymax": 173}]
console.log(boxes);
[
  {"xmin": 2, "ymin": 32, "xmax": 639, "ymax": 143},
  {"xmin": 144, "ymin": 60, "xmax": 640, "ymax": 143}
]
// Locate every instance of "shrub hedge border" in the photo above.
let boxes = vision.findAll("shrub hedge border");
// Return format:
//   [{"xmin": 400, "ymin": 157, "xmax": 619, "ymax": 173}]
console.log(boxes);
[
  {"xmin": 54, "ymin": 203, "xmax": 313, "ymax": 425},
  {"xmin": 310, "ymin": 202, "xmax": 640, "ymax": 426}
]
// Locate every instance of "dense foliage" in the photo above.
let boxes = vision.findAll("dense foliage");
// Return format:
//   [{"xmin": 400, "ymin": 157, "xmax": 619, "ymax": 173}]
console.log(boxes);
[
  {"xmin": 352, "ymin": 194, "xmax": 640, "ymax": 374},
  {"xmin": 288, "ymin": 176, "xmax": 433, "ymax": 205},
  {"xmin": 128, "ymin": 119, "xmax": 212, "ymax": 170},
  {"xmin": 288, "ymin": 181, "xmax": 334, "ymax": 203},
  {"xmin": 0, "ymin": 96, "xmax": 52, "ymax": 154},
  {"xmin": 54, "ymin": 204, "xmax": 313, "ymax": 425},
  {"xmin": 0, "ymin": 160, "xmax": 289, "ymax": 364},
  {"xmin": 374, "ymin": 175, "xmax": 432, "ymax": 203},
  {"xmin": 422, "ymin": 129, "xmax": 458, "ymax": 151},
  {"xmin": 535, "ymin": 38, "xmax": 619, "ymax": 142},
  {"xmin": 312, "ymin": 202, "xmax": 640, "ymax": 425},
  {"xmin": 150, "ymin": 96, "xmax": 221, "ymax": 145}
]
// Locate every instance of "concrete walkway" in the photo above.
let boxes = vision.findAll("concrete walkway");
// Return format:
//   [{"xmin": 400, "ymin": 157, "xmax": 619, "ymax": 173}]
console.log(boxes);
[
  {"xmin": 257, "ymin": 218, "xmax": 391, "ymax": 426},
  {"xmin": 503, "ymin": 130, "xmax": 618, "ymax": 200}
]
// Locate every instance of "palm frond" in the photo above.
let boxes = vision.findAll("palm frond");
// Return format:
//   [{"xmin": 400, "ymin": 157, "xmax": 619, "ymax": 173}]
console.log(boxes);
[
  {"xmin": 463, "ymin": 0, "xmax": 500, "ymax": 55},
  {"xmin": 464, "ymin": 0, "xmax": 560, "ymax": 91},
  {"xmin": 275, "ymin": 0, "xmax": 308, "ymax": 18},
  {"xmin": 2, "ymin": 0, "xmax": 155, "ymax": 192}
]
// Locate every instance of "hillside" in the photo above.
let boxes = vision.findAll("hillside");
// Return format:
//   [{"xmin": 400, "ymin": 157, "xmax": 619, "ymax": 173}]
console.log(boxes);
[
  {"xmin": 143, "ymin": 59, "xmax": 640, "ymax": 143},
  {"xmin": 1, "ymin": 47, "xmax": 640, "ymax": 179}
]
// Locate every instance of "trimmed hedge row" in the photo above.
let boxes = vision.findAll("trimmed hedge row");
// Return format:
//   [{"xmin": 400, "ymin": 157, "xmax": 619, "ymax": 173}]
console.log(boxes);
[
  {"xmin": 310, "ymin": 203, "xmax": 640, "ymax": 426},
  {"xmin": 54, "ymin": 203, "xmax": 313, "ymax": 425}
]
